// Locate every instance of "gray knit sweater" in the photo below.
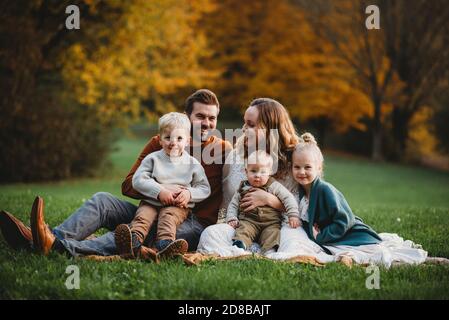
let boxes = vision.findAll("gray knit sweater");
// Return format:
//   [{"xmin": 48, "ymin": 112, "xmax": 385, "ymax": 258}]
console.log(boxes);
[
  {"xmin": 132, "ymin": 149, "xmax": 211, "ymax": 207},
  {"xmin": 226, "ymin": 179, "xmax": 300, "ymax": 222}
]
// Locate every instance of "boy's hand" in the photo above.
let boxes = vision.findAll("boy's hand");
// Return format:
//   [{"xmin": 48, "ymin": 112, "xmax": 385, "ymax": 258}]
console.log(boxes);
[
  {"xmin": 228, "ymin": 220, "xmax": 239, "ymax": 229},
  {"xmin": 160, "ymin": 184, "xmax": 186, "ymax": 195},
  {"xmin": 313, "ymin": 223, "xmax": 320, "ymax": 239},
  {"xmin": 174, "ymin": 189, "xmax": 191, "ymax": 208},
  {"xmin": 289, "ymin": 216, "xmax": 301, "ymax": 228},
  {"xmin": 158, "ymin": 188, "xmax": 175, "ymax": 206}
]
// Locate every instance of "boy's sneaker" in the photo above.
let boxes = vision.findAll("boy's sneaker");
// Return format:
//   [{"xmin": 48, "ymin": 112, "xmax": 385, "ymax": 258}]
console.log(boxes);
[
  {"xmin": 156, "ymin": 239, "xmax": 188, "ymax": 260},
  {"xmin": 232, "ymin": 239, "xmax": 246, "ymax": 250},
  {"xmin": 115, "ymin": 224, "xmax": 159, "ymax": 263},
  {"xmin": 115, "ymin": 224, "xmax": 140, "ymax": 258}
]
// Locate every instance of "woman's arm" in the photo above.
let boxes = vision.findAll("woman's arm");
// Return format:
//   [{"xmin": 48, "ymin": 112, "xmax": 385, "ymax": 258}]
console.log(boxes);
[{"xmin": 240, "ymin": 188, "xmax": 285, "ymax": 212}]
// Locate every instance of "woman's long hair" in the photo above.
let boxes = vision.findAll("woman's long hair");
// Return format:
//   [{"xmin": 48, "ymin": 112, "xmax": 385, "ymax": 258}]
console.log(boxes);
[{"xmin": 236, "ymin": 98, "xmax": 299, "ymax": 178}]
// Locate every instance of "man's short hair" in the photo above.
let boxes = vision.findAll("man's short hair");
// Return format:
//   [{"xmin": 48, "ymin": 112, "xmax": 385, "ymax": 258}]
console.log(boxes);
[
  {"xmin": 159, "ymin": 112, "xmax": 191, "ymax": 135},
  {"xmin": 184, "ymin": 89, "xmax": 220, "ymax": 115}
]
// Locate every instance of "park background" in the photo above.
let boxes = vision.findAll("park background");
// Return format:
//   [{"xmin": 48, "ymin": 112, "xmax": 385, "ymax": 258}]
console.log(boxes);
[{"xmin": 1, "ymin": 0, "xmax": 449, "ymax": 299}]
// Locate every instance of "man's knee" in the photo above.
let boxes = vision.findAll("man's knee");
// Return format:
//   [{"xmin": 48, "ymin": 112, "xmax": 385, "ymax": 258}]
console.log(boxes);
[{"xmin": 91, "ymin": 192, "xmax": 115, "ymax": 205}]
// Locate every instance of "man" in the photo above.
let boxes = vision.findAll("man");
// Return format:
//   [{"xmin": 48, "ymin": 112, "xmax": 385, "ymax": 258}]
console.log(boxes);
[{"xmin": 0, "ymin": 89, "xmax": 232, "ymax": 261}]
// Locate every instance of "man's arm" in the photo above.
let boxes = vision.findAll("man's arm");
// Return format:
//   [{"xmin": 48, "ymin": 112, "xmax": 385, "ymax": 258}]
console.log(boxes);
[{"xmin": 121, "ymin": 136, "xmax": 161, "ymax": 199}]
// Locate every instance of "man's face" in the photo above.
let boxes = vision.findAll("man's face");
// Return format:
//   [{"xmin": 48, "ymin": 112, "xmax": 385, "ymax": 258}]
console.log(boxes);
[{"xmin": 187, "ymin": 102, "xmax": 218, "ymax": 141}]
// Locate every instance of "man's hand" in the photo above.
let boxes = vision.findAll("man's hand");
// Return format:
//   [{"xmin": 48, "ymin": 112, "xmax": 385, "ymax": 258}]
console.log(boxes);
[
  {"xmin": 158, "ymin": 188, "xmax": 175, "ymax": 206},
  {"xmin": 174, "ymin": 189, "xmax": 191, "ymax": 208},
  {"xmin": 228, "ymin": 220, "xmax": 239, "ymax": 229},
  {"xmin": 289, "ymin": 216, "xmax": 301, "ymax": 228}
]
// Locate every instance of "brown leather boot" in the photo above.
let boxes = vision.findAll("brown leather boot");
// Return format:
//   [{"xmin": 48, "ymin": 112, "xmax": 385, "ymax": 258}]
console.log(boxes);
[
  {"xmin": 157, "ymin": 239, "xmax": 188, "ymax": 260},
  {"xmin": 30, "ymin": 196, "xmax": 55, "ymax": 255},
  {"xmin": 0, "ymin": 210, "xmax": 33, "ymax": 250},
  {"xmin": 114, "ymin": 224, "xmax": 134, "ymax": 259},
  {"xmin": 114, "ymin": 224, "xmax": 160, "ymax": 263}
]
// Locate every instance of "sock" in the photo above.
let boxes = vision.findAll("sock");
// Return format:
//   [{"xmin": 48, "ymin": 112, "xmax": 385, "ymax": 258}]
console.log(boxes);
[{"xmin": 155, "ymin": 239, "xmax": 172, "ymax": 251}]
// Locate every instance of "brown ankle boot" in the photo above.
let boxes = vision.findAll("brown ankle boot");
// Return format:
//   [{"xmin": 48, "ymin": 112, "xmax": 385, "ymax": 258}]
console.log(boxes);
[
  {"xmin": 114, "ymin": 224, "xmax": 135, "ymax": 259},
  {"xmin": 157, "ymin": 239, "xmax": 188, "ymax": 260},
  {"xmin": 30, "ymin": 196, "xmax": 55, "ymax": 255},
  {"xmin": 0, "ymin": 210, "xmax": 33, "ymax": 251}
]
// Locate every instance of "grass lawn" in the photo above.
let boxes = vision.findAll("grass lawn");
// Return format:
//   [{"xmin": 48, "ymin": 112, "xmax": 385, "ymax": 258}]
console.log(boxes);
[{"xmin": 1, "ymin": 137, "xmax": 449, "ymax": 299}]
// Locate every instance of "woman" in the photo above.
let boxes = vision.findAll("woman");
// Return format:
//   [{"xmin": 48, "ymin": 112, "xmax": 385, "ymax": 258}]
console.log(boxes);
[{"xmin": 197, "ymin": 97, "xmax": 334, "ymax": 263}]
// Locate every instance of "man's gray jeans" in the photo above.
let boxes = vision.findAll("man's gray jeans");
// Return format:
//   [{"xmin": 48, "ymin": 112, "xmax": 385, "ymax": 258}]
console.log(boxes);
[{"xmin": 51, "ymin": 192, "xmax": 205, "ymax": 257}]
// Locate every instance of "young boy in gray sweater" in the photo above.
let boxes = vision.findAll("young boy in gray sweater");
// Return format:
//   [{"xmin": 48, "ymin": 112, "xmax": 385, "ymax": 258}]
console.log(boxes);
[
  {"xmin": 226, "ymin": 150, "xmax": 300, "ymax": 253},
  {"xmin": 116, "ymin": 112, "xmax": 210, "ymax": 258}
]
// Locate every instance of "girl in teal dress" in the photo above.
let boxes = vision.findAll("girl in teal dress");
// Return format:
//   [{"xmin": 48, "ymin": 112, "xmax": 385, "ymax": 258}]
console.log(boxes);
[{"xmin": 292, "ymin": 133, "xmax": 381, "ymax": 248}]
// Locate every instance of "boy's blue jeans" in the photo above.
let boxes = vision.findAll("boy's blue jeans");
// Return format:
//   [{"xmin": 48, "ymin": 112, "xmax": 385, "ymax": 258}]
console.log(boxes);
[{"xmin": 51, "ymin": 192, "xmax": 204, "ymax": 256}]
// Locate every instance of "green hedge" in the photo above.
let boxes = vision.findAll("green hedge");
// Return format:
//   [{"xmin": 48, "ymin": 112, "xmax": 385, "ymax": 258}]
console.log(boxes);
[{"xmin": 0, "ymin": 94, "xmax": 115, "ymax": 183}]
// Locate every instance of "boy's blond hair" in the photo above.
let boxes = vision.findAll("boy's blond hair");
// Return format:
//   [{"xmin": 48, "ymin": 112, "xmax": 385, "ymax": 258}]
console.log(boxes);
[
  {"xmin": 245, "ymin": 150, "xmax": 274, "ymax": 170},
  {"xmin": 158, "ymin": 112, "xmax": 191, "ymax": 135}
]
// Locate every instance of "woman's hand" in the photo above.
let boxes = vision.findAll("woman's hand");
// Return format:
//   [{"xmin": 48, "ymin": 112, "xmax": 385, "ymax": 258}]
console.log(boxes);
[
  {"xmin": 228, "ymin": 220, "xmax": 239, "ymax": 229},
  {"xmin": 289, "ymin": 217, "xmax": 301, "ymax": 228},
  {"xmin": 240, "ymin": 188, "xmax": 284, "ymax": 212}
]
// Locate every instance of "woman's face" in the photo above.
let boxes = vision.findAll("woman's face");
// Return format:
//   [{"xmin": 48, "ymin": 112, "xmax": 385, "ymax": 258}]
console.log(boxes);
[
  {"xmin": 243, "ymin": 106, "xmax": 266, "ymax": 148},
  {"xmin": 243, "ymin": 106, "xmax": 259, "ymax": 131}
]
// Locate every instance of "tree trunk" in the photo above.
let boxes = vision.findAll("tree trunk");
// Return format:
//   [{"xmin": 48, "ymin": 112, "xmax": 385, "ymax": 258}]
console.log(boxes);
[
  {"xmin": 391, "ymin": 107, "xmax": 413, "ymax": 161},
  {"xmin": 371, "ymin": 96, "xmax": 383, "ymax": 161}
]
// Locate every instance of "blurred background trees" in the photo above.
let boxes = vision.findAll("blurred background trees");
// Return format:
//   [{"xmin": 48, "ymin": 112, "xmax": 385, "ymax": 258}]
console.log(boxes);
[{"xmin": 1, "ymin": 0, "xmax": 448, "ymax": 182}]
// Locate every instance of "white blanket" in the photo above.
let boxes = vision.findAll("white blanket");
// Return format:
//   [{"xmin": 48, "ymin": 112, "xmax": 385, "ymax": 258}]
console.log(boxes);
[{"xmin": 197, "ymin": 223, "xmax": 428, "ymax": 268}]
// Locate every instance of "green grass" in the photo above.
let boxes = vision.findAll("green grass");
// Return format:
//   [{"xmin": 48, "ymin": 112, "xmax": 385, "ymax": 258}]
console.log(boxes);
[{"xmin": 1, "ymin": 137, "xmax": 449, "ymax": 299}]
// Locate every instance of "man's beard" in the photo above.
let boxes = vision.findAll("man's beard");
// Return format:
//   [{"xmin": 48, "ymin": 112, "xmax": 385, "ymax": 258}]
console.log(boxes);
[{"xmin": 191, "ymin": 124, "xmax": 210, "ymax": 142}]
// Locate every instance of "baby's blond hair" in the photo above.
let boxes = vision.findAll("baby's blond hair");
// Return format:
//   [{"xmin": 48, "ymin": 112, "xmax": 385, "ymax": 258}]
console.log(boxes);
[
  {"xmin": 158, "ymin": 112, "xmax": 191, "ymax": 135},
  {"xmin": 245, "ymin": 150, "xmax": 274, "ymax": 170},
  {"xmin": 294, "ymin": 132, "xmax": 324, "ymax": 176}
]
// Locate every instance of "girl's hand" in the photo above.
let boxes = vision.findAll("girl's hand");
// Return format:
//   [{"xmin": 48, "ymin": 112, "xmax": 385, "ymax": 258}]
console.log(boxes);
[
  {"xmin": 313, "ymin": 223, "xmax": 320, "ymax": 239},
  {"xmin": 158, "ymin": 189, "xmax": 175, "ymax": 206},
  {"xmin": 174, "ymin": 189, "xmax": 191, "ymax": 208},
  {"xmin": 228, "ymin": 220, "xmax": 239, "ymax": 229},
  {"xmin": 289, "ymin": 217, "xmax": 301, "ymax": 228},
  {"xmin": 240, "ymin": 188, "xmax": 283, "ymax": 212}
]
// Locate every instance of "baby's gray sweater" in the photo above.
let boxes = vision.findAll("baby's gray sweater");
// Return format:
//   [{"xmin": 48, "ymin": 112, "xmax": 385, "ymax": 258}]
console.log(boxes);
[
  {"xmin": 226, "ymin": 179, "xmax": 300, "ymax": 222},
  {"xmin": 132, "ymin": 149, "xmax": 211, "ymax": 207}
]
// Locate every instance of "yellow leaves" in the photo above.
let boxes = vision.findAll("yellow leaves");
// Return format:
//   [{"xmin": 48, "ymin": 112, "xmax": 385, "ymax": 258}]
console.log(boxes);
[
  {"xmin": 60, "ymin": 0, "xmax": 213, "ymax": 126},
  {"xmin": 407, "ymin": 106, "xmax": 438, "ymax": 157}
]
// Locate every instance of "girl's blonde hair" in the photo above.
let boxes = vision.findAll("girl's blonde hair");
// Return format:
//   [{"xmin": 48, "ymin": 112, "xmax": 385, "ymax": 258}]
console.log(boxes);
[
  {"xmin": 236, "ymin": 98, "xmax": 299, "ymax": 178},
  {"xmin": 294, "ymin": 132, "xmax": 324, "ymax": 176}
]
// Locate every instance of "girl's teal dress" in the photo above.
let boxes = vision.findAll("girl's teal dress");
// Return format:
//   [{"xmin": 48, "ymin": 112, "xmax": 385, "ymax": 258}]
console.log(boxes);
[{"xmin": 300, "ymin": 178, "xmax": 381, "ymax": 247}]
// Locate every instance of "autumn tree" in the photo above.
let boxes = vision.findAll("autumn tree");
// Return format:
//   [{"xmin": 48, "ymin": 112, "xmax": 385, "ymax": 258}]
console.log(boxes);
[
  {"xmin": 379, "ymin": 0, "xmax": 449, "ymax": 160},
  {"xmin": 0, "ymin": 0, "xmax": 214, "ymax": 182},
  {"xmin": 201, "ymin": 0, "xmax": 373, "ymax": 143},
  {"xmin": 295, "ymin": 0, "xmax": 403, "ymax": 160}
]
